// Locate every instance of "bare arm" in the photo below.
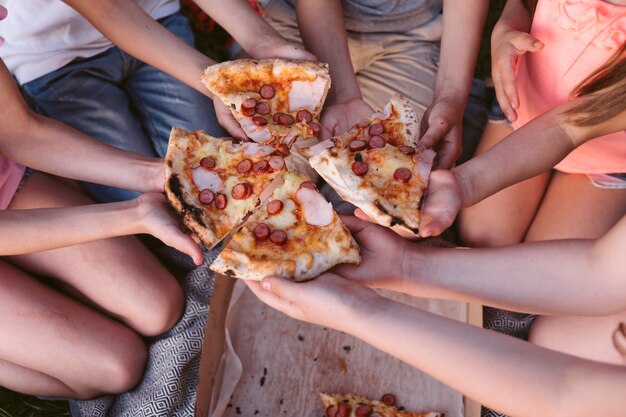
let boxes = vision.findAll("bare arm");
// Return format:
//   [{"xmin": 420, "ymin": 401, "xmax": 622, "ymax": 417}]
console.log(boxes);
[
  {"xmin": 403, "ymin": 215, "xmax": 626, "ymax": 315},
  {"xmin": 249, "ymin": 273, "xmax": 626, "ymax": 417},
  {"xmin": 418, "ymin": 0, "xmax": 488, "ymax": 168},
  {"xmin": 0, "ymin": 194, "xmax": 203, "ymax": 264},
  {"xmin": 294, "ymin": 0, "xmax": 374, "ymax": 138},
  {"xmin": 0, "ymin": 60, "xmax": 162, "ymax": 193},
  {"xmin": 63, "ymin": 0, "xmax": 215, "ymax": 97}
]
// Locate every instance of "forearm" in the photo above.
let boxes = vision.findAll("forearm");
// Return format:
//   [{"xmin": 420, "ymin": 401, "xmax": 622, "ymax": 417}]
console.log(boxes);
[
  {"xmin": 346, "ymin": 297, "xmax": 626, "ymax": 417},
  {"xmin": 400, "ymin": 238, "xmax": 626, "ymax": 315},
  {"xmin": 296, "ymin": 0, "xmax": 361, "ymax": 103},
  {"xmin": 435, "ymin": 0, "xmax": 488, "ymax": 104},
  {"xmin": 0, "ymin": 200, "xmax": 144, "ymax": 255},
  {"xmin": 4, "ymin": 114, "xmax": 162, "ymax": 193},
  {"xmin": 454, "ymin": 109, "xmax": 574, "ymax": 206},
  {"xmin": 63, "ymin": 0, "xmax": 215, "ymax": 97}
]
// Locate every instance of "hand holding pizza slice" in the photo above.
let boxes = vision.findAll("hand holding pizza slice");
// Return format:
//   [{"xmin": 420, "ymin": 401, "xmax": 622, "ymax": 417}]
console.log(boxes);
[
  {"xmin": 304, "ymin": 95, "xmax": 436, "ymax": 238},
  {"xmin": 201, "ymin": 59, "xmax": 331, "ymax": 149}
]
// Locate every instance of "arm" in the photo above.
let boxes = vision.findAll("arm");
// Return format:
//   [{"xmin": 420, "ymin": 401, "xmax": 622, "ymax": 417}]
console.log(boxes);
[
  {"xmin": 0, "ymin": 60, "xmax": 162, "ymax": 193},
  {"xmin": 63, "ymin": 0, "xmax": 215, "ymax": 97},
  {"xmin": 419, "ymin": 103, "xmax": 626, "ymax": 236},
  {"xmin": 295, "ymin": 0, "xmax": 374, "ymax": 138},
  {"xmin": 0, "ymin": 194, "xmax": 203, "ymax": 264},
  {"xmin": 418, "ymin": 0, "xmax": 488, "ymax": 168},
  {"xmin": 248, "ymin": 274, "xmax": 626, "ymax": 417},
  {"xmin": 335, "ymin": 214, "xmax": 626, "ymax": 316}
]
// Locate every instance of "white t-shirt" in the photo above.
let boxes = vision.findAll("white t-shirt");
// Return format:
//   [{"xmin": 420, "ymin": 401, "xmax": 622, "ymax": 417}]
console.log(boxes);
[{"xmin": 0, "ymin": 0, "xmax": 180, "ymax": 84}]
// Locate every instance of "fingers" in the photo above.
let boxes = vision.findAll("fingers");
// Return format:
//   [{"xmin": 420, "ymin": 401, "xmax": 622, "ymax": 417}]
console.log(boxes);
[
  {"xmin": 353, "ymin": 208, "xmax": 374, "ymax": 223},
  {"xmin": 418, "ymin": 117, "xmax": 451, "ymax": 151},
  {"xmin": 510, "ymin": 33, "xmax": 544, "ymax": 53},
  {"xmin": 168, "ymin": 232, "xmax": 205, "ymax": 265},
  {"xmin": 338, "ymin": 214, "xmax": 371, "ymax": 234},
  {"xmin": 213, "ymin": 99, "xmax": 247, "ymax": 141},
  {"xmin": 282, "ymin": 43, "xmax": 317, "ymax": 61}
]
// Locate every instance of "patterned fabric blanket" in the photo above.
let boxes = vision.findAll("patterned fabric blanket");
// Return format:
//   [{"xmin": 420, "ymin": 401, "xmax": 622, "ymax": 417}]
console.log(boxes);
[{"xmin": 70, "ymin": 245, "xmax": 220, "ymax": 417}]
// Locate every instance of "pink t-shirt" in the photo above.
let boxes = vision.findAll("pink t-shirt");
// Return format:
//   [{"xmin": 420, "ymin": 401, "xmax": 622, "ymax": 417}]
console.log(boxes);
[
  {"xmin": 0, "ymin": 156, "xmax": 24, "ymax": 209},
  {"xmin": 514, "ymin": 0, "xmax": 626, "ymax": 174}
]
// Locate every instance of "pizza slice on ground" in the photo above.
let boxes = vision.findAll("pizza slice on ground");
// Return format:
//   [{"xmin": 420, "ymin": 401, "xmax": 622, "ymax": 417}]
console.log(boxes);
[
  {"xmin": 321, "ymin": 392, "xmax": 444, "ymax": 417},
  {"xmin": 201, "ymin": 59, "xmax": 330, "ymax": 148},
  {"xmin": 210, "ymin": 171, "xmax": 360, "ymax": 281},
  {"xmin": 303, "ymin": 95, "xmax": 436, "ymax": 237},
  {"xmin": 164, "ymin": 127, "xmax": 286, "ymax": 250}
]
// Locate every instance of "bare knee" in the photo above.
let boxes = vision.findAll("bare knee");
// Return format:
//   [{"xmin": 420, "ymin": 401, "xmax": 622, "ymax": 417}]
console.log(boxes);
[
  {"xmin": 73, "ymin": 328, "xmax": 148, "ymax": 399},
  {"xmin": 132, "ymin": 279, "xmax": 185, "ymax": 337},
  {"xmin": 457, "ymin": 215, "xmax": 523, "ymax": 247}
]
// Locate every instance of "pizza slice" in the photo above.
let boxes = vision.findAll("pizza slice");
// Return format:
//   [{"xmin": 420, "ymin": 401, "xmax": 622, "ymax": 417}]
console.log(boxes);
[
  {"xmin": 304, "ymin": 95, "xmax": 436, "ymax": 237},
  {"xmin": 201, "ymin": 59, "xmax": 330, "ymax": 148},
  {"xmin": 321, "ymin": 392, "xmax": 444, "ymax": 417},
  {"xmin": 210, "ymin": 171, "xmax": 360, "ymax": 281},
  {"xmin": 164, "ymin": 127, "xmax": 286, "ymax": 250}
]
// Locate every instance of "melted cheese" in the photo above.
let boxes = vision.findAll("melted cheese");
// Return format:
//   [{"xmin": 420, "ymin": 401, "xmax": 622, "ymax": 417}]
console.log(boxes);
[{"xmin": 265, "ymin": 198, "xmax": 297, "ymax": 230}]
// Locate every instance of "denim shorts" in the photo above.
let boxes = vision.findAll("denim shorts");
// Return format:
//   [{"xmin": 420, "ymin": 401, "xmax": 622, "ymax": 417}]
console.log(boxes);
[{"xmin": 487, "ymin": 99, "xmax": 626, "ymax": 188}]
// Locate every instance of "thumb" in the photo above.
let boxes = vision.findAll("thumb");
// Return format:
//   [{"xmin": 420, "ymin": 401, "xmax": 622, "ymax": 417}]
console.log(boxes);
[
  {"xmin": 260, "ymin": 276, "xmax": 299, "ymax": 300},
  {"xmin": 510, "ymin": 33, "xmax": 544, "ymax": 53}
]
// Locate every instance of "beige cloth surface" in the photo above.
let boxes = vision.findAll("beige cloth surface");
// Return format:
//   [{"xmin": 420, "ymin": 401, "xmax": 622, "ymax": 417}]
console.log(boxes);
[{"xmin": 208, "ymin": 281, "xmax": 466, "ymax": 417}]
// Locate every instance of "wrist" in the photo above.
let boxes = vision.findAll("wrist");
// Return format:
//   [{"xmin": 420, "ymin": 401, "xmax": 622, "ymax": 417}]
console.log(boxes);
[{"xmin": 451, "ymin": 165, "xmax": 475, "ymax": 208}]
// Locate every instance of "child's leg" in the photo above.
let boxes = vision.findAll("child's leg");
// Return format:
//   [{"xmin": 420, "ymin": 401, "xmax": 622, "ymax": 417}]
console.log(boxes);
[
  {"xmin": 123, "ymin": 11, "xmax": 225, "ymax": 158},
  {"xmin": 7, "ymin": 173, "xmax": 185, "ymax": 337},
  {"xmin": 457, "ymin": 121, "xmax": 551, "ymax": 247},
  {"xmin": 524, "ymin": 171, "xmax": 626, "ymax": 363},
  {"xmin": 0, "ymin": 259, "xmax": 147, "ymax": 399}
]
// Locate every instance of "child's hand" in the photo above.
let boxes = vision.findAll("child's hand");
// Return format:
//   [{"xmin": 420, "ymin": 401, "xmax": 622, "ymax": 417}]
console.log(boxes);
[
  {"xmin": 319, "ymin": 97, "xmax": 374, "ymax": 139},
  {"xmin": 491, "ymin": 29, "xmax": 544, "ymax": 122},
  {"xmin": 418, "ymin": 95, "xmax": 463, "ymax": 169},
  {"xmin": 332, "ymin": 215, "xmax": 412, "ymax": 289},
  {"xmin": 246, "ymin": 273, "xmax": 379, "ymax": 332},
  {"xmin": 135, "ymin": 193, "xmax": 204, "ymax": 265},
  {"xmin": 418, "ymin": 169, "xmax": 462, "ymax": 238},
  {"xmin": 251, "ymin": 38, "xmax": 316, "ymax": 61}
]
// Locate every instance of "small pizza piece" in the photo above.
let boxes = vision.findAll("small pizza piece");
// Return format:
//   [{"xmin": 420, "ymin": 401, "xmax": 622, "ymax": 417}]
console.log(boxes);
[
  {"xmin": 210, "ymin": 172, "xmax": 360, "ymax": 281},
  {"xmin": 164, "ymin": 128, "xmax": 285, "ymax": 250},
  {"xmin": 201, "ymin": 59, "xmax": 330, "ymax": 147},
  {"xmin": 304, "ymin": 95, "xmax": 435, "ymax": 237},
  {"xmin": 320, "ymin": 392, "xmax": 444, "ymax": 417}
]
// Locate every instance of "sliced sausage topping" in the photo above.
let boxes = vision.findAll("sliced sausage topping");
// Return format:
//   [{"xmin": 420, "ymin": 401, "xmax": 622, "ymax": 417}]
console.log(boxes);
[
  {"xmin": 269, "ymin": 229, "xmax": 288, "ymax": 245},
  {"xmin": 267, "ymin": 199, "xmax": 284, "ymax": 215},
  {"xmin": 349, "ymin": 139, "xmax": 367, "ymax": 152},
  {"xmin": 296, "ymin": 109, "xmax": 313, "ymax": 123},
  {"xmin": 369, "ymin": 135, "xmax": 386, "ymax": 149},
  {"xmin": 368, "ymin": 122, "xmax": 384, "ymax": 136},
  {"xmin": 394, "ymin": 167, "xmax": 412, "ymax": 183},
  {"xmin": 199, "ymin": 156, "xmax": 216, "ymax": 169},
  {"xmin": 253, "ymin": 223, "xmax": 270, "ymax": 241},
  {"xmin": 252, "ymin": 116, "xmax": 268, "ymax": 126},
  {"xmin": 351, "ymin": 161, "xmax": 369, "ymax": 176},
  {"xmin": 255, "ymin": 101, "xmax": 271, "ymax": 115},
  {"xmin": 259, "ymin": 84, "xmax": 275, "ymax": 99},
  {"xmin": 398, "ymin": 145, "xmax": 416, "ymax": 155},
  {"xmin": 252, "ymin": 160, "xmax": 269, "ymax": 173},
  {"xmin": 198, "ymin": 189, "xmax": 215, "ymax": 205},
  {"xmin": 242, "ymin": 98, "xmax": 257, "ymax": 109},
  {"xmin": 214, "ymin": 193, "xmax": 228, "ymax": 210},
  {"xmin": 231, "ymin": 182, "xmax": 253, "ymax": 200},
  {"xmin": 236, "ymin": 158, "xmax": 253, "ymax": 174},
  {"xmin": 278, "ymin": 113, "xmax": 295, "ymax": 126},
  {"xmin": 381, "ymin": 393, "xmax": 396, "ymax": 407}
]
